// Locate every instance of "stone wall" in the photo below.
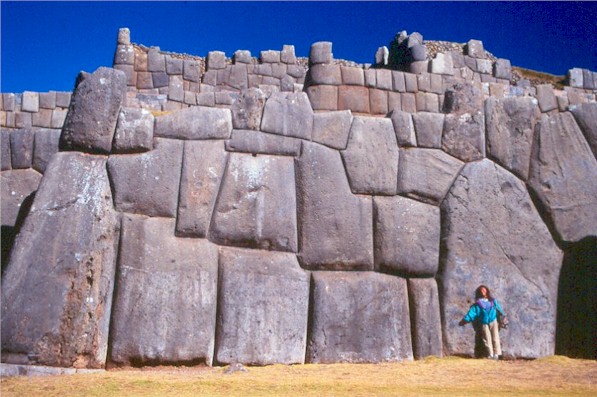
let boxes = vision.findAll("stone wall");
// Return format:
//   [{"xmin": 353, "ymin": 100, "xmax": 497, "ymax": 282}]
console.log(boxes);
[{"xmin": 1, "ymin": 28, "xmax": 596, "ymax": 370}]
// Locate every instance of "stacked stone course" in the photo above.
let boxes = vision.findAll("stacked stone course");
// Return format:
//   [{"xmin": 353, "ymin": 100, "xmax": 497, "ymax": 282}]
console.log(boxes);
[{"xmin": 1, "ymin": 27, "xmax": 596, "ymax": 372}]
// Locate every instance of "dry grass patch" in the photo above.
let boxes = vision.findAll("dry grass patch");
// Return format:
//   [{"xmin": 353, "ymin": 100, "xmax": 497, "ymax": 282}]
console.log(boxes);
[{"xmin": 2, "ymin": 356, "xmax": 596, "ymax": 397}]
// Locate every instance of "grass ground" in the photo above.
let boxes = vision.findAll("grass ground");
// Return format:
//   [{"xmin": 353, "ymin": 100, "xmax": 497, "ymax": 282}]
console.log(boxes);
[{"xmin": 2, "ymin": 356, "xmax": 596, "ymax": 397}]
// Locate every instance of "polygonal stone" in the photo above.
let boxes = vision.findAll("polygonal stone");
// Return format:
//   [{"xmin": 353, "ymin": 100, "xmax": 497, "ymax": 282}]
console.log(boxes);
[
  {"xmin": 117, "ymin": 27, "xmax": 130, "ymax": 45},
  {"xmin": 369, "ymin": 89, "xmax": 388, "ymax": 115},
  {"xmin": 112, "ymin": 107, "xmax": 154, "ymax": 153},
  {"xmin": 183, "ymin": 60, "xmax": 201, "ymax": 82},
  {"xmin": 364, "ymin": 69, "xmax": 376, "ymax": 87},
  {"xmin": 536, "ymin": 84, "xmax": 558, "ymax": 113},
  {"xmin": 393, "ymin": 71, "xmax": 406, "ymax": 92},
  {"xmin": 168, "ymin": 75, "xmax": 184, "ymax": 101},
  {"xmin": 10, "ymin": 128, "xmax": 34, "ymax": 169},
  {"xmin": 476, "ymin": 59, "xmax": 492, "ymax": 75},
  {"xmin": 281, "ymin": 45, "xmax": 296, "ymax": 64},
  {"xmin": 50, "ymin": 109, "xmax": 68, "ymax": 129},
  {"xmin": 0, "ymin": 169, "xmax": 41, "ymax": 227},
  {"xmin": 401, "ymin": 93, "xmax": 417, "ymax": 113},
  {"xmin": 410, "ymin": 61, "xmax": 429, "ymax": 74},
  {"xmin": 312, "ymin": 110, "xmax": 353, "ymax": 150},
  {"xmin": 147, "ymin": 48, "xmax": 165, "ymax": 72},
  {"xmin": 155, "ymin": 106, "xmax": 232, "ymax": 140},
  {"xmin": 407, "ymin": 278, "xmax": 443, "ymax": 359},
  {"xmin": 341, "ymin": 66, "xmax": 365, "ymax": 85},
  {"xmin": 152, "ymin": 72, "xmax": 168, "ymax": 88},
  {"xmin": 528, "ymin": 113, "xmax": 597, "ymax": 243},
  {"xmin": 15, "ymin": 113, "xmax": 32, "ymax": 129},
  {"xmin": 376, "ymin": 69, "xmax": 393, "ymax": 90},
  {"xmin": 397, "ymin": 148, "xmax": 464, "ymax": 206},
  {"xmin": 465, "ymin": 39, "xmax": 485, "ymax": 58},
  {"xmin": 1, "ymin": 130, "xmax": 11, "ymax": 170},
  {"xmin": 296, "ymin": 142, "xmax": 373, "ymax": 270},
  {"xmin": 218, "ymin": 64, "xmax": 248, "ymax": 90},
  {"xmin": 225, "ymin": 129, "xmax": 302, "ymax": 156},
  {"xmin": 443, "ymin": 81, "xmax": 484, "ymax": 114},
  {"xmin": 570, "ymin": 102, "xmax": 597, "ymax": 158},
  {"xmin": 234, "ymin": 50, "xmax": 252, "ymax": 64},
  {"xmin": 307, "ymin": 271, "xmax": 412, "ymax": 363},
  {"xmin": 389, "ymin": 110, "xmax": 417, "ymax": 146},
  {"xmin": 231, "ymin": 88, "xmax": 267, "ymax": 130},
  {"xmin": 493, "ymin": 58, "xmax": 512, "ymax": 80},
  {"xmin": 61, "ymin": 67, "xmax": 127, "ymax": 153},
  {"xmin": 215, "ymin": 247, "xmax": 310, "ymax": 365},
  {"xmin": 583, "ymin": 69, "xmax": 595, "ymax": 90},
  {"xmin": 310, "ymin": 41, "xmax": 333, "ymax": 64},
  {"xmin": 373, "ymin": 196, "xmax": 440, "ymax": 277},
  {"xmin": 207, "ymin": 51, "xmax": 226, "ymax": 70},
  {"xmin": 308, "ymin": 64, "xmax": 342, "ymax": 85},
  {"xmin": 338, "ymin": 85, "xmax": 370, "ymax": 113},
  {"xmin": 306, "ymin": 85, "xmax": 338, "ymax": 111},
  {"xmin": 32, "ymin": 128, "xmax": 61, "ymax": 173},
  {"xmin": 388, "ymin": 92, "xmax": 402, "ymax": 113},
  {"xmin": 485, "ymin": 97, "xmax": 540, "ymax": 180},
  {"xmin": 430, "ymin": 53, "xmax": 453, "ymax": 75},
  {"xmin": 113, "ymin": 44, "xmax": 135, "ymax": 65},
  {"xmin": 341, "ymin": 117, "xmax": 398, "ymax": 195},
  {"xmin": 210, "ymin": 153, "xmax": 297, "ymax": 252},
  {"xmin": 412, "ymin": 112, "xmax": 444, "ymax": 149},
  {"xmin": 567, "ymin": 68, "xmax": 584, "ymax": 88},
  {"xmin": 54, "ymin": 91, "xmax": 69, "ymax": 107},
  {"xmin": 39, "ymin": 92, "xmax": 56, "ymax": 109},
  {"xmin": 442, "ymin": 112, "xmax": 486, "ymax": 162},
  {"xmin": 1, "ymin": 152, "xmax": 118, "ymax": 368},
  {"xmin": 107, "ymin": 138, "xmax": 183, "ymax": 218},
  {"xmin": 260, "ymin": 92, "xmax": 313, "ymax": 140},
  {"xmin": 260, "ymin": 50, "xmax": 280, "ymax": 63},
  {"xmin": 32, "ymin": 109, "xmax": 53, "ymax": 128},
  {"xmin": 110, "ymin": 215, "xmax": 218, "ymax": 366},
  {"xmin": 165, "ymin": 56, "xmax": 183, "ymax": 74},
  {"xmin": 410, "ymin": 44, "xmax": 427, "ymax": 62},
  {"xmin": 22, "ymin": 92, "xmax": 39, "ymax": 113},
  {"xmin": 440, "ymin": 159, "xmax": 563, "ymax": 358}
]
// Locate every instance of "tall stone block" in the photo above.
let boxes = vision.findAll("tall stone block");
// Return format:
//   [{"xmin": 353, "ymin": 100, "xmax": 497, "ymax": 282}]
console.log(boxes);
[
  {"xmin": 215, "ymin": 247, "xmax": 310, "ymax": 365},
  {"xmin": 32, "ymin": 128, "xmax": 61, "ymax": 173},
  {"xmin": 1, "ymin": 152, "xmax": 119, "ymax": 368},
  {"xmin": 412, "ymin": 112, "xmax": 444, "ymax": 149},
  {"xmin": 10, "ymin": 128, "xmax": 34, "ymax": 169},
  {"xmin": 110, "ymin": 215, "xmax": 218, "ymax": 366},
  {"xmin": 231, "ymin": 88, "xmax": 267, "ymax": 131},
  {"xmin": 407, "ymin": 278, "xmax": 443, "ymax": 359},
  {"xmin": 1, "ymin": 129, "xmax": 11, "ymax": 170},
  {"xmin": 112, "ymin": 107, "xmax": 154, "ymax": 153},
  {"xmin": 210, "ymin": 153, "xmax": 298, "ymax": 252},
  {"xmin": 570, "ymin": 102, "xmax": 597, "ymax": 158},
  {"xmin": 296, "ymin": 142, "xmax": 373, "ymax": 270},
  {"xmin": 307, "ymin": 272, "xmax": 413, "ymax": 363},
  {"xmin": 260, "ymin": 92, "xmax": 313, "ymax": 140},
  {"xmin": 389, "ymin": 110, "xmax": 417, "ymax": 147},
  {"xmin": 442, "ymin": 112, "xmax": 486, "ymax": 162},
  {"xmin": 61, "ymin": 67, "xmax": 127, "ymax": 153},
  {"xmin": 440, "ymin": 159, "xmax": 563, "ymax": 358}
]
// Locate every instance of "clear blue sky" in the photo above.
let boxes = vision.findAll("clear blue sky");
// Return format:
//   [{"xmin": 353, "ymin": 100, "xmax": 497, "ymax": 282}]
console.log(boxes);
[{"xmin": 1, "ymin": 1, "xmax": 596, "ymax": 93}]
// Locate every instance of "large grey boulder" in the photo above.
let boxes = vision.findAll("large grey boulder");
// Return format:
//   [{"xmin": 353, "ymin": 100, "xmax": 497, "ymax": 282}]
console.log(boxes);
[
  {"xmin": 0, "ymin": 169, "xmax": 41, "ymax": 228},
  {"xmin": 485, "ymin": 97, "xmax": 540, "ymax": 180},
  {"xmin": 570, "ymin": 103, "xmax": 597, "ymax": 158},
  {"xmin": 407, "ymin": 278, "xmax": 443, "ymax": 359},
  {"xmin": 397, "ymin": 148, "xmax": 464, "ymax": 206},
  {"xmin": 32, "ymin": 128, "xmax": 61, "ymax": 173},
  {"xmin": 296, "ymin": 142, "xmax": 373, "ymax": 270},
  {"xmin": 231, "ymin": 88, "xmax": 267, "ymax": 130},
  {"xmin": 154, "ymin": 106, "xmax": 232, "ymax": 140},
  {"xmin": 312, "ymin": 110, "xmax": 353, "ymax": 150},
  {"xmin": 176, "ymin": 140, "xmax": 228, "ymax": 238},
  {"xmin": 440, "ymin": 159, "xmax": 563, "ymax": 358},
  {"xmin": 215, "ymin": 247, "xmax": 310, "ymax": 365},
  {"xmin": 306, "ymin": 271, "xmax": 412, "ymax": 363},
  {"xmin": 341, "ymin": 117, "xmax": 399, "ymax": 195},
  {"xmin": 210, "ymin": 153, "xmax": 298, "ymax": 252},
  {"xmin": 442, "ymin": 112, "xmax": 486, "ymax": 162},
  {"xmin": 412, "ymin": 112, "xmax": 444, "ymax": 149},
  {"xmin": 373, "ymin": 196, "xmax": 440, "ymax": 277},
  {"xmin": 108, "ymin": 138, "xmax": 183, "ymax": 218},
  {"xmin": 260, "ymin": 92, "xmax": 313, "ymax": 140},
  {"xmin": 1, "ymin": 152, "xmax": 119, "ymax": 368},
  {"xmin": 225, "ymin": 129, "xmax": 302, "ymax": 156},
  {"xmin": 528, "ymin": 113, "xmax": 597, "ymax": 243},
  {"xmin": 112, "ymin": 107, "xmax": 154, "ymax": 153},
  {"xmin": 110, "ymin": 215, "xmax": 218, "ymax": 366},
  {"xmin": 60, "ymin": 67, "xmax": 127, "ymax": 153}
]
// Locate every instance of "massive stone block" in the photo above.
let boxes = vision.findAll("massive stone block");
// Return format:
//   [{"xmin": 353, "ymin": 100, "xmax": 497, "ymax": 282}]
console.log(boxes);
[
  {"xmin": 231, "ymin": 88, "xmax": 267, "ymax": 131},
  {"xmin": 112, "ymin": 107, "xmax": 154, "ymax": 153},
  {"xmin": 61, "ymin": 67, "xmax": 127, "ymax": 153},
  {"xmin": 306, "ymin": 272, "xmax": 412, "ymax": 363},
  {"xmin": 311, "ymin": 110, "xmax": 353, "ymax": 150},
  {"xmin": 296, "ymin": 142, "xmax": 373, "ymax": 270},
  {"xmin": 225, "ymin": 129, "xmax": 302, "ymax": 156},
  {"xmin": 440, "ymin": 159, "xmax": 563, "ymax": 358},
  {"xmin": 10, "ymin": 128, "xmax": 34, "ymax": 169},
  {"xmin": 110, "ymin": 215, "xmax": 218, "ymax": 366},
  {"xmin": 407, "ymin": 278, "xmax": 443, "ymax": 359},
  {"xmin": 215, "ymin": 247, "xmax": 310, "ymax": 365},
  {"xmin": 210, "ymin": 153, "xmax": 297, "ymax": 252},
  {"xmin": 373, "ymin": 196, "xmax": 440, "ymax": 277},
  {"xmin": 154, "ymin": 106, "xmax": 232, "ymax": 140},
  {"xmin": 570, "ymin": 102, "xmax": 597, "ymax": 158},
  {"xmin": 442, "ymin": 112, "xmax": 486, "ymax": 162},
  {"xmin": 176, "ymin": 140, "xmax": 228, "ymax": 238},
  {"xmin": 412, "ymin": 112, "xmax": 444, "ymax": 149},
  {"xmin": 0, "ymin": 169, "xmax": 41, "ymax": 227},
  {"xmin": 389, "ymin": 110, "xmax": 417, "ymax": 147},
  {"xmin": 528, "ymin": 113, "xmax": 597, "ymax": 243},
  {"xmin": 108, "ymin": 138, "xmax": 183, "ymax": 218},
  {"xmin": 397, "ymin": 148, "xmax": 464, "ymax": 206},
  {"xmin": 341, "ymin": 117, "xmax": 399, "ymax": 195},
  {"xmin": 32, "ymin": 128, "xmax": 61, "ymax": 173},
  {"xmin": 260, "ymin": 92, "xmax": 313, "ymax": 140},
  {"xmin": 1, "ymin": 152, "xmax": 119, "ymax": 368},
  {"xmin": 485, "ymin": 97, "xmax": 540, "ymax": 181}
]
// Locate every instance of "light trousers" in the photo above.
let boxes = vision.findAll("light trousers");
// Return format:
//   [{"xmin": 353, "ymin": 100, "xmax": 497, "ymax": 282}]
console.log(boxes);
[{"xmin": 480, "ymin": 320, "xmax": 502, "ymax": 357}]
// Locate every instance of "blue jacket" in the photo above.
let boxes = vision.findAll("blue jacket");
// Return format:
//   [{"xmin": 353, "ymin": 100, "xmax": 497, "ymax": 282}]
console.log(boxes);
[{"xmin": 463, "ymin": 299, "xmax": 505, "ymax": 325}]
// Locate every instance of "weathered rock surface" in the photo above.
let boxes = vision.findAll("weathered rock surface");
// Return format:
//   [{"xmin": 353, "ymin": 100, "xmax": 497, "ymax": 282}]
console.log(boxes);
[
  {"xmin": 0, "ymin": 169, "xmax": 41, "ymax": 227},
  {"xmin": 215, "ymin": 247, "xmax": 310, "ymax": 365},
  {"xmin": 485, "ymin": 97, "xmax": 540, "ymax": 180},
  {"xmin": 231, "ymin": 88, "xmax": 267, "ymax": 130},
  {"xmin": 373, "ymin": 196, "xmax": 440, "ymax": 277},
  {"xmin": 108, "ymin": 138, "xmax": 183, "ymax": 218},
  {"xmin": 210, "ymin": 153, "xmax": 298, "ymax": 252},
  {"xmin": 306, "ymin": 271, "xmax": 412, "ymax": 363},
  {"xmin": 112, "ymin": 107, "xmax": 154, "ymax": 153},
  {"xmin": 225, "ymin": 129, "xmax": 301, "ymax": 156},
  {"xmin": 260, "ymin": 92, "xmax": 313, "ymax": 140},
  {"xmin": 412, "ymin": 112, "xmax": 444, "ymax": 149},
  {"xmin": 176, "ymin": 140, "xmax": 228, "ymax": 238},
  {"xmin": 110, "ymin": 215, "xmax": 218, "ymax": 366},
  {"xmin": 442, "ymin": 112, "xmax": 486, "ymax": 162},
  {"xmin": 341, "ymin": 117, "xmax": 398, "ymax": 195},
  {"xmin": 570, "ymin": 102, "xmax": 597, "ymax": 158},
  {"xmin": 296, "ymin": 142, "xmax": 373, "ymax": 270},
  {"xmin": 528, "ymin": 113, "xmax": 597, "ymax": 243},
  {"xmin": 60, "ymin": 67, "xmax": 127, "ymax": 153},
  {"xmin": 312, "ymin": 110, "xmax": 353, "ymax": 150},
  {"xmin": 154, "ymin": 106, "xmax": 232, "ymax": 140},
  {"xmin": 1, "ymin": 152, "xmax": 119, "ymax": 368},
  {"xmin": 407, "ymin": 278, "xmax": 443, "ymax": 359},
  {"xmin": 397, "ymin": 148, "xmax": 464, "ymax": 205},
  {"xmin": 440, "ymin": 159, "xmax": 563, "ymax": 358},
  {"xmin": 32, "ymin": 128, "xmax": 61, "ymax": 173},
  {"xmin": 389, "ymin": 110, "xmax": 417, "ymax": 147}
]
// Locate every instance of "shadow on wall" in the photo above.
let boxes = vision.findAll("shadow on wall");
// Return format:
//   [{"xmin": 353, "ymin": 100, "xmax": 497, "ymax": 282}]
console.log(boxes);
[
  {"xmin": 556, "ymin": 236, "xmax": 597, "ymax": 359},
  {"xmin": 1, "ymin": 192, "xmax": 35, "ymax": 276}
]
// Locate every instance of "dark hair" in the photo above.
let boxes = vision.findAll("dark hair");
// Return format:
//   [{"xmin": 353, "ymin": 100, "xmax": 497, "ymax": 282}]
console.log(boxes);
[{"xmin": 475, "ymin": 285, "xmax": 494, "ymax": 301}]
